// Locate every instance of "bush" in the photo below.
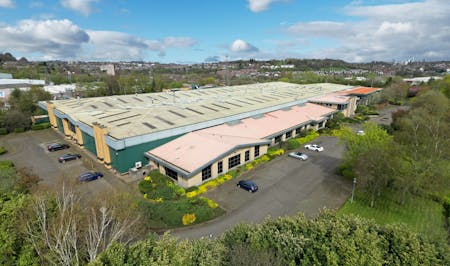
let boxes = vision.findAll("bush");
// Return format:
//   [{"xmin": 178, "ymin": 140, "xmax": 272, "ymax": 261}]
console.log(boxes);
[
  {"xmin": 185, "ymin": 186, "xmax": 198, "ymax": 193},
  {"xmin": 286, "ymin": 139, "xmax": 300, "ymax": 150},
  {"xmin": 267, "ymin": 148, "xmax": 285, "ymax": 158},
  {"xmin": 0, "ymin": 160, "xmax": 14, "ymax": 169},
  {"xmin": 253, "ymin": 155, "xmax": 270, "ymax": 164},
  {"xmin": 0, "ymin": 146, "xmax": 6, "ymax": 155},
  {"xmin": 443, "ymin": 196, "xmax": 450, "ymax": 220},
  {"xmin": 0, "ymin": 128, "xmax": 8, "ymax": 135},
  {"xmin": 295, "ymin": 131, "xmax": 320, "ymax": 144},
  {"xmin": 31, "ymin": 122, "xmax": 51, "ymax": 130},
  {"xmin": 138, "ymin": 180, "xmax": 153, "ymax": 194},
  {"xmin": 13, "ymin": 127, "xmax": 25, "ymax": 133},
  {"xmin": 182, "ymin": 213, "xmax": 196, "ymax": 225}
]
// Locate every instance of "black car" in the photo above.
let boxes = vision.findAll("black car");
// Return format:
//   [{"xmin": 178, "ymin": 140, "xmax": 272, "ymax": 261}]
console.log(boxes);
[
  {"xmin": 58, "ymin": 153, "xmax": 81, "ymax": 163},
  {"xmin": 237, "ymin": 180, "xmax": 258, "ymax": 192},
  {"xmin": 47, "ymin": 143, "xmax": 70, "ymax": 152},
  {"xmin": 78, "ymin": 172, "xmax": 103, "ymax": 182}
]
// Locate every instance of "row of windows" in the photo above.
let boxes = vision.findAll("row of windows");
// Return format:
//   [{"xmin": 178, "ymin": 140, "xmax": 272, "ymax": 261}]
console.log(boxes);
[{"xmin": 201, "ymin": 145, "xmax": 261, "ymax": 181}]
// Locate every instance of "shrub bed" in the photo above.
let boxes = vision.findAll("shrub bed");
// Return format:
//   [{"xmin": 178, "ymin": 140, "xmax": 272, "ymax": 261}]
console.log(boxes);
[
  {"xmin": 137, "ymin": 170, "xmax": 224, "ymax": 228},
  {"xmin": 0, "ymin": 128, "xmax": 8, "ymax": 135},
  {"xmin": 32, "ymin": 122, "xmax": 51, "ymax": 130},
  {"xmin": 13, "ymin": 127, "xmax": 25, "ymax": 133},
  {"xmin": 0, "ymin": 146, "xmax": 6, "ymax": 155}
]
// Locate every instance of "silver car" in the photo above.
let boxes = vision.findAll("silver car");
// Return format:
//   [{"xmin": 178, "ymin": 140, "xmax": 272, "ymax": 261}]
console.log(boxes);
[{"xmin": 288, "ymin": 151, "xmax": 308, "ymax": 160}]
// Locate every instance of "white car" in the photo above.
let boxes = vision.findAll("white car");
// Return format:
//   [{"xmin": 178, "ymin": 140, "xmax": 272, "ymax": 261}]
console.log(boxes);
[
  {"xmin": 304, "ymin": 144, "xmax": 324, "ymax": 152},
  {"xmin": 356, "ymin": 130, "xmax": 365, "ymax": 136},
  {"xmin": 288, "ymin": 152, "xmax": 308, "ymax": 161}
]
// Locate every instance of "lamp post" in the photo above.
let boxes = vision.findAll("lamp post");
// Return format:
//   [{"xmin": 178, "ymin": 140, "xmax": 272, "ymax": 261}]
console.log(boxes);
[{"xmin": 351, "ymin": 178, "xmax": 357, "ymax": 203}]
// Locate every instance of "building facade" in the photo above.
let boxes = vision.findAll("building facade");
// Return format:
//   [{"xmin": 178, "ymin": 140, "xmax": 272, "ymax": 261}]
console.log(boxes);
[{"xmin": 39, "ymin": 82, "xmax": 377, "ymax": 179}]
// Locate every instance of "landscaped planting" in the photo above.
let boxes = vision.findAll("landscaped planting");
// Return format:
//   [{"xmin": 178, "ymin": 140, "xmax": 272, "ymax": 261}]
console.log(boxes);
[{"xmin": 138, "ymin": 170, "xmax": 224, "ymax": 229}]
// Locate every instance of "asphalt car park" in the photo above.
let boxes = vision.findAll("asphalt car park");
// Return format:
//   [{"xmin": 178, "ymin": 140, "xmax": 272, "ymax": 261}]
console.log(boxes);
[
  {"xmin": 0, "ymin": 129, "xmax": 133, "ymax": 196},
  {"xmin": 174, "ymin": 136, "xmax": 352, "ymax": 239}
]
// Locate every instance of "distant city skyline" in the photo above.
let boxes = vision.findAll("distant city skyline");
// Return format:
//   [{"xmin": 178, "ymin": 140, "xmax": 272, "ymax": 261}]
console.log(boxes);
[{"xmin": 0, "ymin": 0, "xmax": 449, "ymax": 63}]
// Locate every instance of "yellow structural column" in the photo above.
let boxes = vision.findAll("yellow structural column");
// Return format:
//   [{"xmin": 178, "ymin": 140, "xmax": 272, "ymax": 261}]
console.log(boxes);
[
  {"xmin": 93, "ymin": 122, "xmax": 104, "ymax": 161},
  {"xmin": 62, "ymin": 119, "xmax": 70, "ymax": 137},
  {"xmin": 75, "ymin": 126, "xmax": 84, "ymax": 147},
  {"xmin": 46, "ymin": 102, "xmax": 58, "ymax": 128},
  {"xmin": 100, "ymin": 126, "xmax": 112, "ymax": 169},
  {"xmin": 92, "ymin": 122, "xmax": 112, "ymax": 169}
]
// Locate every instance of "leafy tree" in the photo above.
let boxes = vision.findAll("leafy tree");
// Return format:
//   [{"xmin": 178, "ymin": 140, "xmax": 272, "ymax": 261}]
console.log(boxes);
[
  {"xmin": 393, "ymin": 90, "xmax": 450, "ymax": 201},
  {"xmin": 381, "ymin": 77, "xmax": 409, "ymax": 104},
  {"xmin": 339, "ymin": 123, "xmax": 394, "ymax": 206},
  {"xmin": 325, "ymin": 112, "xmax": 345, "ymax": 130},
  {"xmin": 1, "ymin": 110, "xmax": 31, "ymax": 131}
]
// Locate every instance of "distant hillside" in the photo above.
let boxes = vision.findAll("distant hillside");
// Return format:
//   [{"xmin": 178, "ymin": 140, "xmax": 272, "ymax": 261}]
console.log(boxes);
[{"xmin": 0, "ymin": 52, "xmax": 17, "ymax": 62}]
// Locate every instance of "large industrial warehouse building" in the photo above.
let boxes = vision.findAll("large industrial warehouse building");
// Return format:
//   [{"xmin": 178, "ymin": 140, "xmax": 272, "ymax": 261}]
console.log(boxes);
[{"xmin": 39, "ymin": 82, "xmax": 381, "ymax": 187}]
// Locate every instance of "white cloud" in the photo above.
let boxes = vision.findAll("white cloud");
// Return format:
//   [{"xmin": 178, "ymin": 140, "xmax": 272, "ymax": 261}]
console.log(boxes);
[
  {"xmin": 60, "ymin": 0, "xmax": 99, "ymax": 16},
  {"xmin": 286, "ymin": 21, "xmax": 350, "ymax": 38},
  {"xmin": 86, "ymin": 31, "xmax": 197, "ymax": 60},
  {"xmin": 0, "ymin": 19, "xmax": 197, "ymax": 61},
  {"xmin": 0, "ymin": 0, "xmax": 14, "ymax": 8},
  {"xmin": 282, "ymin": 0, "xmax": 450, "ymax": 62},
  {"xmin": 0, "ymin": 19, "xmax": 89, "ymax": 58},
  {"xmin": 247, "ymin": 0, "xmax": 284, "ymax": 12},
  {"xmin": 230, "ymin": 39, "xmax": 259, "ymax": 53}
]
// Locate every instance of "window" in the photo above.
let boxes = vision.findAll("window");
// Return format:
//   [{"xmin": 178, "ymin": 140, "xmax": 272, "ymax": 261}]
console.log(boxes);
[
  {"xmin": 228, "ymin": 154, "xmax": 241, "ymax": 169},
  {"xmin": 338, "ymin": 104, "xmax": 347, "ymax": 110},
  {"xmin": 164, "ymin": 167, "xmax": 177, "ymax": 180},
  {"xmin": 202, "ymin": 165, "xmax": 212, "ymax": 181},
  {"xmin": 217, "ymin": 161, "xmax": 223, "ymax": 174},
  {"xmin": 285, "ymin": 131, "xmax": 292, "ymax": 139},
  {"xmin": 254, "ymin": 145, "xmax": 260, "ymax": 157},
  {"xmin": 318, "ymin": 121, "xmax": 324, "ymax": 128},
  {"xmin": 245, "ymin": 150, "xmax": 250, "ymax": 161},
  {"xmin": 68, "ymin": 121, "xmax": 76, "ymax": 133},
  {"xmin": 295, "ymin": 127, "xmax": 302, "ymax": 135},
  {"xmin": 274, "ymin": 135, "xmax": 282, "ymax": 143}
]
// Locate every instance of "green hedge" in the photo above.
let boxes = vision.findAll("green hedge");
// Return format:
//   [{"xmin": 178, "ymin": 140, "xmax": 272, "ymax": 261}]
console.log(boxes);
[
  {"xmin": 0, "ymin": 160, "xmax": 14, "ymax": 169},
  {"xmin": 286, "ymin": 138, "xmax": 300, "ymax": 150},
  {"xmin": 13, "ymin": 128, "xmax": 25, "ymax": 133},
  {"xmin": 0, "ymin": 128, "xmax": 8, "ymax": 135},
  {"xmin": 0, "ymin": 146, "xmax": 6, "ymax": 155},
  {"xmin": 32, "ymin": 122, "xmax": 51, "ymax": 130}
]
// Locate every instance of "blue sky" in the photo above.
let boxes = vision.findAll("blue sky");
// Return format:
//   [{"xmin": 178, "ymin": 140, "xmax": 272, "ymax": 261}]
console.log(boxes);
[{"xmin": 0, "ymin": 0, "xmax": 449, "ymax": 63}]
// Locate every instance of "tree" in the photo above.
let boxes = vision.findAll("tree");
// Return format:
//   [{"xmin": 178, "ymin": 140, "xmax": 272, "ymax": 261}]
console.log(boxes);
[
  {"xmin": 26, "ymin": 187, "xmax": 142, "ymax": 265},
  {"xmin": 393, "ymin": 90, "xmax": 450, "ymax": 200},
  {"xmin": 2, "ymin": 110, "xmax": 31, "ymax": 131},
  {"xmin": 339, "ymin": 123, "xmax": 394, "ymax": 206},
  {"xmin": 381, "ymin": 77, "xmax": 409, "ymax": 104}
]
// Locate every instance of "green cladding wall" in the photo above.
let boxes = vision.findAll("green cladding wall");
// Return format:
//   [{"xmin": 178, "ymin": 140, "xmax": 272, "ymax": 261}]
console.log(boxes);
[
  {"xmin": 109, "ymin": 134, "xmax": 182, "ymax": 173},
  {"xmin": 82, "ymin": 131, "xmax": 97, "ymax": 156},
  {"xmin": 56, "ymin": 117, "xmax": 64, "ymax": 133}
]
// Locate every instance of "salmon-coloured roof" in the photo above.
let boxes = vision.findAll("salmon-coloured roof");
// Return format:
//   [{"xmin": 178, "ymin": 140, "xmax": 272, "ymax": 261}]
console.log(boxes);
[
  {"xmin": 342, "ymin": 87, "xmax": 382, "ymax": 95},
  {"xmin": 309, "ymin": 93, "xmax": 351, "ymax": 104},
  {"xmin": 147, "ymin": 131, "xmax": 267, "ymax": 173},
  {"xmin": 147, "ymin": 103, "xmax": 335, "ymax": 174},
  {"xmin": 202, "ymin": 103, "xmax": 334, "ymax": 139}
]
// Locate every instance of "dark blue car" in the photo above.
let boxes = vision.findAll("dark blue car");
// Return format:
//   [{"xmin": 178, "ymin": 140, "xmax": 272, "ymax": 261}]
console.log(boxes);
[
  {"xmin": 237, "ymin": 180, "xmax": 258, "ymax": 193},
  {"xmin": 79, "ymin": 172, "xmax": 103, "ymax": 182}
]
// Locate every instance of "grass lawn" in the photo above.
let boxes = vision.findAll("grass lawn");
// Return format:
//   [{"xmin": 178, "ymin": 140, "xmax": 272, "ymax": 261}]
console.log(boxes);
[
  {"xmin": 137, "ymin": 170, "xmax": 225, "ymax": 229},
  {"xmin": 338, "ymin": 190, "xmax": 446, "ymax": 240}
]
